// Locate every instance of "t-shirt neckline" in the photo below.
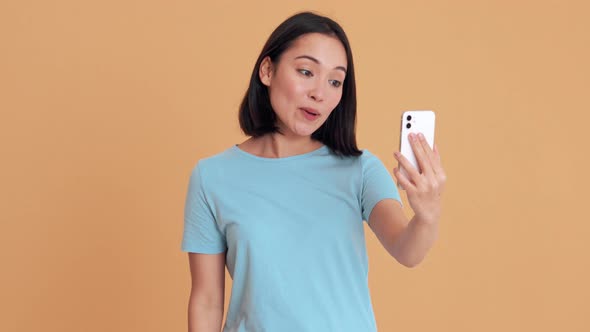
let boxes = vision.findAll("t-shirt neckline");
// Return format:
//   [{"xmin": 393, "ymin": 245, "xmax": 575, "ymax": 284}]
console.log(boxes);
[{"xmin": 232, "ymin": 144, "xmax": 328, "ymax": 161}]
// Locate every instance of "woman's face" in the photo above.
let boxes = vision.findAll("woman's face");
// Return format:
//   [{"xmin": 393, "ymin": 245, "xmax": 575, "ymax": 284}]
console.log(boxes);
[{"xmin": 259, "ymin": 33, "xmax": 348, "ymax": 138}]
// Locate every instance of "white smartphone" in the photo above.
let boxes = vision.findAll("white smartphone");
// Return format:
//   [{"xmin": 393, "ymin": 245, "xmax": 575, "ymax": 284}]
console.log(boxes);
[{"xmin": 398, "ymin": 110, "xmax": 436, "ymax": 184}]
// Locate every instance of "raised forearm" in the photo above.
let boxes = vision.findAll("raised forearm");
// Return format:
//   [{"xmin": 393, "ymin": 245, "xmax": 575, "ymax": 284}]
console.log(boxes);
[{"xmin": 391, "ymin": 215, "xmax": 439, "ymax": 268}]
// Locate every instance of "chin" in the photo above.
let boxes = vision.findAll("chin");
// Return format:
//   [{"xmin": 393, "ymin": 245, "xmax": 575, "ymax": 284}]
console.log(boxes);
[{"xmin": 293, "ymin": 124, "xmax": 319, "ymax": 136}]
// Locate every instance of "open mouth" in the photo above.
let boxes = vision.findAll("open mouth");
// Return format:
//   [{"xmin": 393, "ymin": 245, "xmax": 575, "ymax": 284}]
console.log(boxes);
[{"xmin": 301, "ymin": 108, "xmax": 319, "ymax": 120}]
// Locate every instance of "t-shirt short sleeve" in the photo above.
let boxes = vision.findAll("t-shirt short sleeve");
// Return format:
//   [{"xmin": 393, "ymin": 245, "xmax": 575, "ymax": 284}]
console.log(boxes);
[
  {"xmin": 181, "ymin": 162, "xmax": 227, "ymax": 254},
  {"xmin": 360, "ymin": 150, "xmax": 403, "ymax": 222}
]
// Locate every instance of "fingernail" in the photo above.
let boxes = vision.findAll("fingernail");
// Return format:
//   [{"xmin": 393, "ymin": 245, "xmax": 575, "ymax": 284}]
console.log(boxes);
[
  {"xmin": 418, "ymin": 133, "xmax": 424, "ymax": 139},
  {"xmin": 409, "ymin": 133, "xmax": 415, "ymax": 141}
]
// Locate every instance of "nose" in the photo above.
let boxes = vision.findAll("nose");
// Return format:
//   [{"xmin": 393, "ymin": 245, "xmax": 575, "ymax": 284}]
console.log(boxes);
[{"xmin": 308, "ymin": 82, "xmax": 325, "ymax": 102}]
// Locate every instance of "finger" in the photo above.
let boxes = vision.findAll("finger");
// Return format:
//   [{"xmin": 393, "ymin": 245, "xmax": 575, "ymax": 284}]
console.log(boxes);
[
  {"xmin": 394, "ymin": 151, "xmax": 422, "ymax": 186},
  {"xmin": 410, "ymin": 133, "xmax": 433, "ymax": 177},
  {"xmin": 393, "ymin": 165, "xmax": 415, "ymax": 192},
  {"xmin": 431, "ymin": 143, "xmax": 444, "ymax": 174},
  {"xmin": 434, "ymin": 144, "xmax": 442, "ymax": 164},
  {"xmin": 414, "ymin": 135, "xmax": 441, "ymax": 191},
  {"xmin": 432, "ymin": 144, "xmax": 447, "ymax": 186},
  {"xmin": 418, "ymin": 133, "xmax": 439, "ymax": 176}
]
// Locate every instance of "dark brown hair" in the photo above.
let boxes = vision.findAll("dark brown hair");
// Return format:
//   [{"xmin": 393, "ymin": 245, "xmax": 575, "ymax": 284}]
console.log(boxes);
[{"xmin": 238, "ymin": 11, "xmax": 361, "ymax": 157}]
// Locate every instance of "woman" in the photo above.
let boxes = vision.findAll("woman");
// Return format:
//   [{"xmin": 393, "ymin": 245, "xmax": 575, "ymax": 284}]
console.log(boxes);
[{"xmin": 182, "ymin": 11, "xmax": 446, "ymax": 332}]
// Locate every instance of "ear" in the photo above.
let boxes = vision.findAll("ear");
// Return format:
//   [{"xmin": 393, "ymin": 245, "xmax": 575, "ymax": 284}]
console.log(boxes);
[{"xmin": 258, "ymin": 56, "xmax": 274, "ymax": 87}]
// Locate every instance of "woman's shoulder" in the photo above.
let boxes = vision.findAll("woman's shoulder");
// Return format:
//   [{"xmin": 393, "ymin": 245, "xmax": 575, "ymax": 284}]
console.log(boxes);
[
  {"xmin": 357, "ymin": 148, "xmax": 376, "ymax": 160},
  {"xmin": 191, "ymin": 145, "xmax": 238, "ymax": 170},
  {"xmin": 357, "ymin": 148, "xmax": 387, "ymax": 170}
]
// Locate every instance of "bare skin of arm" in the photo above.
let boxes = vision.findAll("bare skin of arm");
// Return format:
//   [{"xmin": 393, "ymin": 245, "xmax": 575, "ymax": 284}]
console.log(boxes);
[
  {"xmin": 370, "ymin": 133, "xmax": 446, "ymax": 268},
  {"xmin": 187, "ymin": 252, "xmax": 226, "ymax": 332}
]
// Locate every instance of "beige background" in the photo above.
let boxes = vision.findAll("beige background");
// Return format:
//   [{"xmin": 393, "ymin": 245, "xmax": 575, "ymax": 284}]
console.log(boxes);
[{"xmin": 1, "ymin": 0, "xmax": 589, "ymax": 331}]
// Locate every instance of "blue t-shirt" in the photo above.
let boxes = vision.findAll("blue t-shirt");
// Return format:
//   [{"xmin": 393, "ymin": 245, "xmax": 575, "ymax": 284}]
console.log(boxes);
[{"xmin": 181, "ymin": 143, "xmax": 402, "ymax": 332}]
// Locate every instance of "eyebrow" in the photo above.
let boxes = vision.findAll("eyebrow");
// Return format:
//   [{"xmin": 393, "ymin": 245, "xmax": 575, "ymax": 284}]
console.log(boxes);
[{"xmin": 294, "ymin": 55, "xmax": 347, "ymax": 74}]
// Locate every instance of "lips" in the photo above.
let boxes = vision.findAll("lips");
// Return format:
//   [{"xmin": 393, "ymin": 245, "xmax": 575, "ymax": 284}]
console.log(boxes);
[
  {"xmin": 300, "ymin": 107, "xmax": 319, "ymax": 116},
  {"xmin": 301, "ymin": 108, "xmax": 319, "ymax": 121}
]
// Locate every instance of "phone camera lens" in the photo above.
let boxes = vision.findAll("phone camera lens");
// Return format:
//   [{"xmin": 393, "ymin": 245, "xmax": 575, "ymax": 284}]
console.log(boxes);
[
  {"xmin": 406, "ymin": 123, "xmax": 411, "ymax": 129},
  {"xmin": 406, "ymin": 115, "xmax": 412, "ymax": 121}
]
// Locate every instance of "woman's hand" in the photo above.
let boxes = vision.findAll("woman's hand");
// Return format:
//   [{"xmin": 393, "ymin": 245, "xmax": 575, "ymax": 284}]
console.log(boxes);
[{"xmin": 393, "ymin": 132, "xmax": 447, "ymax": 224}]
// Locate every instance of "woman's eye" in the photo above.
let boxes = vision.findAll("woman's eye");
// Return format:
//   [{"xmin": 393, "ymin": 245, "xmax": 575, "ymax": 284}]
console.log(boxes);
[
  {"xmin": 298, "ymin": 69, "xmax": 312, "ymax": 77},
  {"xmin": 329, "ymin": 80, "xmax": 342, "ymax": 88}
]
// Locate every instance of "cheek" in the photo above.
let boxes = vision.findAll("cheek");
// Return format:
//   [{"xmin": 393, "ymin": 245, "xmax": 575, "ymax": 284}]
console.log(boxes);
[
  {"xmin": 281, "ymin": 76, "xmax": 306, "ymax": 102},
  {"xmin": 327, "ymin": 89, "xmax": 343, "ymax": 110},
  {"xmin": 270, "ymin": 76, "xmax": 305, "ymax": 109}
]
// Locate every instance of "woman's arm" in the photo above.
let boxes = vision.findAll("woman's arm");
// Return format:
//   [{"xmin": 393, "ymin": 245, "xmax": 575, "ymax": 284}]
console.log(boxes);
[
  {"xmin": 187, "ymin": 252, "xmax": 226, "ymax": 332},
  {"xmin": 368, "ymin": 199, "xmax": 439, "ymax": 268}
]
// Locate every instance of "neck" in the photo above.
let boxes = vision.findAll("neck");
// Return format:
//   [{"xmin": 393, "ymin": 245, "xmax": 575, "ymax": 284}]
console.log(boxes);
[{"xmin": 256, "ymin": 133, "xmax": 322, "ymax": 158}]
